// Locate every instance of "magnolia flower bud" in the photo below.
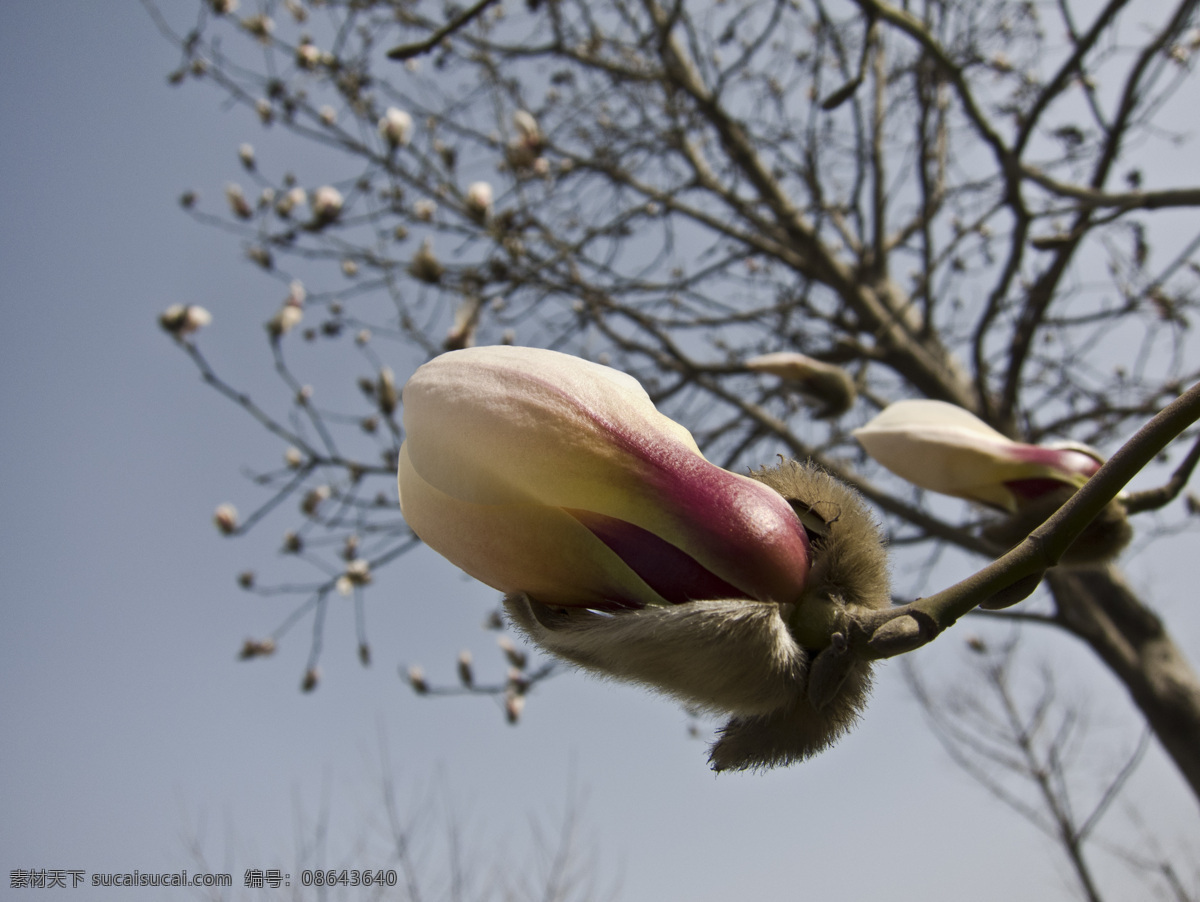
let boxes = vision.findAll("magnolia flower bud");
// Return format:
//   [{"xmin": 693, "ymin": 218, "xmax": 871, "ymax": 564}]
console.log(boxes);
[
  {"xmin": 498, "ymin": 635, "xmax": 527, "ymax": 670},
  {"xmin": 853, "ymin": 400, "xmax": 1101, "ymax": 513},
  {"xmin": 854, "ymin": 399, "xmax": 1130, "ymax": 564},
  {"xmin": 301, "ymin": 485, "xmax": 331, "ymax": 516},
  {"xmin": 377, "ymin": 366, "xmax": 398, "ymax": 415},
  {"xmin": 399, "ymin": 346, "xmax": 813, "ymax": 610},
  {"xmin": 408, "ymin": 239, "xmax": 444, "ymax": 284},
  {"xmin": 238, "ymin": 143, "xmax": 256, "ymax": 170},
  {"xmin": 241, "ymin": 14, "xmax": 273, "ymax": 42},
  {"xmin": 310, "ymin": 185, "xmax": 343, "ymax": 224},
  {"xmin": 238, "ymin": 637, "xmax": 275, "ymax": 659},
  {"xmin": 744, "ymin": 352, "xmax": 857, "ymax": 419},
  {"xmin": 265, "ymin": 305, "xmax": 303, "ymax": 338},
  {"xmin": 406, "ymin": 665, "xmax": 429, "ymax": 694},
  {"xmin": 301, "ymin": 667, "xmax": 319, "ymax": 692},
  {"xmin": 319, "ymin": 105, "xmax": 337, "ymax": 126},
  {"xmin": 465, "ymin": 181, "xmax": 493, "ymax": 222},
  {"xmin": 513, "ymin": 109, "xmax": 541, "ymax": 142},
  {"xmin": 225, "ymin": 183, "xmax": 253, "ymax": 219},
  {"xmin": 159, "ymin": 304, "xmax": 212, "ymax": 337},
  {"xmin": 213, "ymin": 503, "xmax": 239, "ymax": 535},
  {"xmin": 255, "ymin": 99, "xmax": 273, "ymax": 125},
  {"xmin": 295, "ymin": 41, "xmax": 321, "ymax": 70},
  {"xmin": 413, "ymin": 199, "xmax": 437, "ymax": 222},
  {"xmin": 275, "ymin": 186, "xmax": 307, "ymax": 218},
  {"xmin": 379, "ymin": 107, "xmax": 413, "ymax": 148},
  {"xmin": 210, "ymin": 0, "xmax": 238, "ymax": 14},
  {"xmin": 457, "ymin": 650, "xmax": 474, "ymax": 687},
  {"xmin": 399, "ymin": 347, "xmax": 892, "ymax": 770}
]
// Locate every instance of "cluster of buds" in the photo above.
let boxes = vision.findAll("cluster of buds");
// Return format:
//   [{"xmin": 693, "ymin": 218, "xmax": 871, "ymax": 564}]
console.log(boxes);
[
  {"xmin": 398, "ymin": 346, "xmax": 892, "ymax": 769},
  {"xmin": 854, "ymin": 400, "xmax": 1131, "ymax": 565},
  {"xmin": 158, "ymin": 304, "xmax": 212, "ymax": 337},
  {"xmin": 378, "ymin": 107, "xmax": 413, "ymax": 149}
]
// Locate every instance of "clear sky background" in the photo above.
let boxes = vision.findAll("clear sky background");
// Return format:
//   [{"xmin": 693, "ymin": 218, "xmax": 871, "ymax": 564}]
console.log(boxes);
[{"xmin": 2, "ymin": 3, "xmax": 1198, "ymax": 901}]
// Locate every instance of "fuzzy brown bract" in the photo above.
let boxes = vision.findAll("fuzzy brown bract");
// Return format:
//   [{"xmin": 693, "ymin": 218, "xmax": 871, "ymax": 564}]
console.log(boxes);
[{"xmin": 505, "ymin": 459, "xmax": 892, "ymax": 772}]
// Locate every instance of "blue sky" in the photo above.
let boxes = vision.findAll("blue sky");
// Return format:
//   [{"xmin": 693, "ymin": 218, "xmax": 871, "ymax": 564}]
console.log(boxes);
[{"xmin": 2, "ymin": 3, "xmax": 1198, "ymax": 900}]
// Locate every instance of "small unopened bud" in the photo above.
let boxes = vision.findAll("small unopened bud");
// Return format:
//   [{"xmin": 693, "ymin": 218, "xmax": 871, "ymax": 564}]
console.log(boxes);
[
  {"xmin": 225, "ymin": 183, "xmax": 253, "ymax": 219},
  {"xmin": 266, "ymin": 304, "xmax": 303, "ymax": 338},
  {"xmin": 295, "ymin": 41, "xmax": 321, "ymax": 70},
  {"xmin": 284, "ymin": 446, "xmax": 304, "ymax": 469},
  {"xmin": 296, "ymin": 385, "xmax": 313, "ymax": 405},
  {"xmin": 341, "ymin": 259, "xmax": 359, "ymax": 277},
  {"xmin": 504, "ymin": 691, "xmax": 526, "ymax": 724},
  {"xmin": 457, "ymin": 650, "xmax": 474, "ymax": 687},
  {"xmin": 246, "ymin": 246, "xmax": 273, "ymax": 269},
  {"xmin": 506, "ymin": 667, "xmax": 530, "ymax": 694},
  {"xmin": 319, "ymin": 105, "xmax": 337, "ymax": 126},
  {"xmin": 301, "ymin": 485, "xmax": 331, "ymax": 516},
  {"xmin": 286, "ymin": 279, "xmax": 306, "ymax": 307},
  {"xmin": 342, "ymin": 534, "xmax": 360, "ymax": 561},
  {"xmin": 213, "ymin": 503, "xmax": 239, "ymax": 535},
  {"xmin": 744, "ymin": 352, "xmax": 857, "ymax": 418},
  {"xmin": 513, "ymin": 109, "xmax": 541, "ymax": 142},
  {"xmin": 413, "ymin": 199, "xmax": 437, "ymax": 222},
  {"xmin": 311, "ymin": 185, "xmax": 344, "ymax": 224},
  {"xmin": 256, "ymin": 99, "xmax": 273, "ymax": 125},
  {"xmin": 241, "ymin": 13, "xmax": 273, "ymax": 42},
  {"xmin": 282, "ymin": 530, "xmax": 303, "ymax": 553},
  {"xmin": 358, "ymin": 643, "xmax": 371, "ymax": 665},
  {"xmin": 408, "ymin": 239, "xmax": 444, "ymax": 284},
  {"xmin": 335, "ymin": 575, "xmax": 353, "ymax": 596},
  {"xmin": 344, "ymin": 558, "xmax": 371, "ymax": 587},
  {"xmin": 1186, "ymin": 492, "xmax": 1200, "ymax": 516},
  {"xmin": 379, "ymin": 107, "xmax": 413, "ymax": 148},
  {"xmin": 238, "ymin": 570, "xmax": 255, "ymax": 589},
  {"xmin": 360, "ymin": 416, "xmax": 379, "ymax": 434},
  {"xmin": 377, "ymin": 367, "xmax": 398, "ymax": 415},
  {"xmin": 301, "ymin": 667, "xmax": 319, "ymax": 692},
  {"xmin": 275, "ymin": 185, "xmax": 307, "ymax": 218},
  {"xmin": 179, "ymin": 190, "xmax": 197, "ymax": 208},
  {"xmin": 498, "ymin": 635, "xmax": 527, "ymax": 670},
  {"xmin": 239, "ymin": 637, "xmax": 276, "ymax": 659},
  {"xmin": 483, "ymin": 609, "xmax": 504, "ymax": 630},
  {"xmin": 532, "ymin": 156, "xmax": 550, "ymax": 176},
  {"xmin": 965, "ymin": 635, "xmax": 988, "ymax": 654},
  {"xmin": 210, "ymin": 0, "xmax": 238, "ymax": 14},
  {"xmin": 238, "ymin": 143, "xmax": 256, "ymax": 169},
  {"xmin": 406, "ymin": 665, "xmax": 428, "ymax": 694},
  {"xmin": 355, "ymin": 328, "xmax": 371, "ymax": 346},
  {"xmin": 465, "ymin": 181, "xmax": 493, "ymax": 222},
  {"xmin": 159, "ymin": 304, "xmax": 212, "ymax": 337}
]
